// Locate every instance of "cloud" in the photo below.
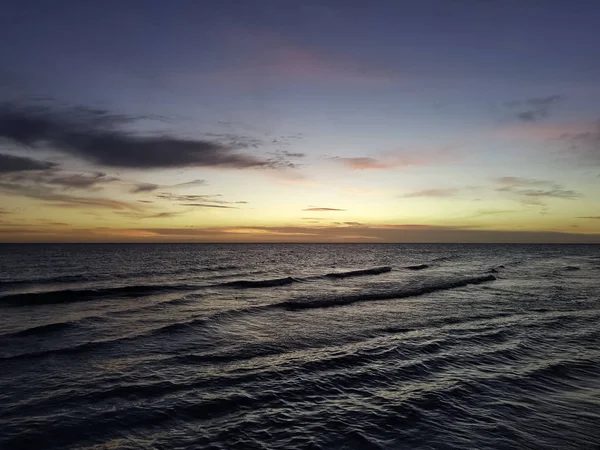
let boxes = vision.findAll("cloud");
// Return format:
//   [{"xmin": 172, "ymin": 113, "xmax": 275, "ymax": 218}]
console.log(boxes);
[
  {"xmin": 130, "ymin": 179, "xmax": 208, "ymax": 193},
  {"xmin": 3, "ymin": 220, "xmax": 600, "ymax": 243},
  {"xmin": 577, "ymin": 216, "xmax": 600, "ymax": 219},
  {"xmin": 157, "ymin": 192, "xmax": 246, "ymax": 208},
  {"xmin": 506, "ymin": 95, "xmax": 561, "ymax": 122},
  {"xmin": 303, "ymin": 207, "xmax": 346, "ymax": 211},
  {"xmin": 0, "ymin": 181, "xmax": 140, "ymax": 210},
  {"xmin": 0, "ymin": 153, "xmax": 58, "ymax": 172},
  {"xmin": 44, "ymin": 172, "xmax": 119, "ymax": 190},
  {"xmin": 494, "ymin": 176, "xmax": 581, "ymax": 205},
  {"xmin": 12, "ymin": 224, "xmax": 597, "ymax": 244},
  {"xmin": 157, "ymin": 193, "xmax": 221, "ymax": 201},
  {"xmin": 266, "ymin": 149, "xmax": 306, "ymax": 169},
  {"xmin": 115, "ymin": 210, "xmax": 185, "ymax": 219},
  {"xmin": 472, "ymin": 209, "xmax": 518, "ymax": 217},
  {"xmin": 402, "ymin": 188, "xmax": 460, "ymax": 198},
  {"xmin": 334, "ymin": 221, "xmax": 364, "ymax": 226},
  {"xmin": 180, "ymin": 203, "xmax": 239, "ymax": 209},
  {"xmin": 332, "ymin": 149, "xmax": 456, "ymax": 171},
  {"xmin": 2, "ymin": 169, "xmax": 119, "ymax": 191},
  {"xmin": 131, "ymin": 183, "xmax": 160, "ymax": 193},
  {"xmin": 222, "ymin": 29, "xmax": 395, "ymax": 85},
  {"xmin": 558, "ymin": 122, "xmax": 600, "ymax": 165},
  {"xmin": 334, "ymin": 157, "xmax": 392, "ymax": 170},
  {"xmin": 0, "ymin": 101, "xmax": 271, "ymax": 169},
  {"xmin": 279, "ymin": 151, "xmax": 305, "ymax": 158},
  {"xmin": 172, "ymin": 179, "xmax": 207, "ymax": 188}
]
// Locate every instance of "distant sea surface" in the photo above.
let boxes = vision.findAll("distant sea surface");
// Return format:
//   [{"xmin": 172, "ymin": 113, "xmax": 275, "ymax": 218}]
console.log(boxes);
[{"xmin": 1, "ymin": 243, "xmax": 600, "ymax": 449}]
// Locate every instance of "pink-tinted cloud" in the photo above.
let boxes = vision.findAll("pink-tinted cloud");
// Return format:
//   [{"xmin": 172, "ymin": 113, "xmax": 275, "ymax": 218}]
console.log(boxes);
[
  {"xmin": 220, "ymin": 28, "xmax": 396, "ymax": 84},
  {"xmin": 333, "ymin": 148, "xmax": 459, "ymax": 171},
  {"xmin": 334, "ymin": 157, "xmax": 393, "ymax": 170}
]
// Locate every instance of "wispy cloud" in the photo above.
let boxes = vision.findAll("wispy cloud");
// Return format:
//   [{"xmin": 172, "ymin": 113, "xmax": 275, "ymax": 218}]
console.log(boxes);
[
  {"xmin": 157, "ymin": 192, "xmax": 247, "ymax": 208},
  {"xmin": 172, "ymin": 179, "xmax": 207, "ymax": 188},
  {"xmin": 506, "ymin": 95, "xmax": 562, "ymax": 122},
  {"xmin": 402, "ymin": 188, "xmax": 460, "ymax": 198},
  {"xmin": 180, "ymin": 203, "xmax": 239, "ymax": 209},
  {"xmin": 115, "ymin": 210, "xmax": 185, "ymax": 220},
  {"xmin": 494, "ymin": 176, "xmax": 581, "ymax": 205},
  {"xmin": 577, "ymin": 216, "xmax": 600, "ymax": 219},
  {"xmin": 303, "ymin": 207, "xmax": 346, "ymax": 211},
  {"xmin": 558, "ymin": 122, "xmax": 600, "ymax": 165}
]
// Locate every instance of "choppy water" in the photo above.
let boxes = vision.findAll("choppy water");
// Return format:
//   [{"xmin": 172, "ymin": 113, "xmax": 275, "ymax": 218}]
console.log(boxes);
[{"xmin": 1, "ymin": 243, "xmax": 600, "ymax": 449}]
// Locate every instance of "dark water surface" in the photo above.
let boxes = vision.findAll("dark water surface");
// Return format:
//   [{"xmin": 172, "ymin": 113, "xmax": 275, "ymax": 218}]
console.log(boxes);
[{"xmin": 1, "ymin": 244, "xmax": 600, "ymax": 449}]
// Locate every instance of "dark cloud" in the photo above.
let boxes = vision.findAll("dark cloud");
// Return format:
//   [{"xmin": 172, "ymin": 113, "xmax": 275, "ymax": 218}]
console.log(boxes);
[
  {"xmin": 131, "ymin": 183, "xmax": 160, "ymax": 193},
  {"xmin": 303, "ymin": 207, "xmax": 346, "ymax": 211},
  {"xmin": 157, "ymin": 193, "xmax": 222, "ymax": 202},
  {"xmin": 130, "ymin": 179, "xmax": 207, "ymax": 193},
  {"xmin": 0, "ymin": 102, "xmax": 271, "ymax": 169},
  {"xmin": 3, "ymin": 169, "xmax": 119, "ymax": 191},
  {"xmin": 44, "ymin": 172, "xmax": 119, "ymax": 190},
  {"xmin": 494, "ymin": 176, "xmax": 581, "ymax": 205},
  {"xmin": 506, "ymin": 95, "xmax": 561, "ymax": 122},
  {"xmin": 0, "ymin": 153, "xmax": 58, "ymax": 172},
  {"xmin": 172, "ymin": 179, "xmax": 207, "ymax": 188}
]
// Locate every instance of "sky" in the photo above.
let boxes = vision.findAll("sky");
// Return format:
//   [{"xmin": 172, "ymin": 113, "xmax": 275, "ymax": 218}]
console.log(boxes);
[{"xmin": 1, "ymin": 0, "xmax": 600, "ymax": 243}]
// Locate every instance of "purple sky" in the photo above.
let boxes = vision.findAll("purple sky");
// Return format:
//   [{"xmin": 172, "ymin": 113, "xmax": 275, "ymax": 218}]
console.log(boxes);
[{"xmin": 1, "ymin": 0, "xmax": 600, "ymax": 242}]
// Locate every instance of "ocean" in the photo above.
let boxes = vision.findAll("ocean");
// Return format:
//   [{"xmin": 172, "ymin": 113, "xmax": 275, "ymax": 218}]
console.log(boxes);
[{"xmin": 1, "ymin": 243, "xmax": 599, "ymax": 449}]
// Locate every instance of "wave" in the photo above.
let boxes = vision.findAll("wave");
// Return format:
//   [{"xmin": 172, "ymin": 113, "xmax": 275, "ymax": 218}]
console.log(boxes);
[
  {"xmin": 222, "ymin": 277, "xmax": 299, "ymax": 288},
  {"xmin": 1, "ymin": 321, "xmax": 75, "ymax": 338},
  {"xmin": 277, "ymin": 275, "xmax": 497, "ymax": 310},
  {"xmin": 0, "ymin": 274, "xmax": 93, "ymax": 288},
  {"xmin": 324, "ymin": 266, "xmax": 392, "ymax": 278},
  {"xmin": 221, "ymin": 266, "xmax": 392, "ymax": 289},
  {"xmin": 405, "ymin": 264, "xmax": 429, "ymax": 270},
  {"xmin": 0, "ymin": 284, "xmax": 200, "ymax": 306}
]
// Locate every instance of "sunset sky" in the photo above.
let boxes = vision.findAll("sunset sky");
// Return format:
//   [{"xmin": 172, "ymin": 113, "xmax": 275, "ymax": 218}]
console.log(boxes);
[{"xmin": 1, "ymin": 0, "xmax": 600, "ymax": 242}]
